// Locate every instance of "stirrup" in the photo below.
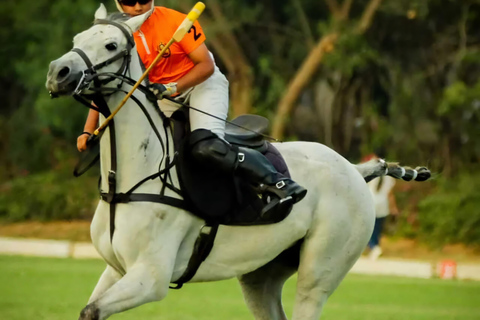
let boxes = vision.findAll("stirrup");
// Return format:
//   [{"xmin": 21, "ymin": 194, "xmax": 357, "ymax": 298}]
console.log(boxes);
[
  {"xmin": 257, "ymin": 179, "xmax": 307, "ymax": 204},
  {"xmin": 257, "ymin": 183, "xmax": 288, "ymax": 200},
  {"xmin": 258, "ymin": 194, "xmax": 294, "ymax": 223}
]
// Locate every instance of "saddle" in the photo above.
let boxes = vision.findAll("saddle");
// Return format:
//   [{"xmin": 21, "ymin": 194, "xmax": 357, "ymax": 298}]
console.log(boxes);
[{"xmin": 170, "ymin": 107, "xmax": 293, "ymax": 226}]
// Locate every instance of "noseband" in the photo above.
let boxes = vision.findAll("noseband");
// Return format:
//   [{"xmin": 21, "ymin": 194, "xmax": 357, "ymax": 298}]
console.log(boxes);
[{"xmin": 71, "ymin": 19, "xmax": 136, "ymax": 93}]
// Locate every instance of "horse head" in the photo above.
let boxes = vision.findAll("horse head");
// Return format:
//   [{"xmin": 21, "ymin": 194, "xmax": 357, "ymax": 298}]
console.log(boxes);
[
  {"xmin": 46, "ymin": 4, "xmax": 171, "ymax": 199},
  {"xmin": 46, "ymin": 4, "xmax": 149, "ymax": 96}
]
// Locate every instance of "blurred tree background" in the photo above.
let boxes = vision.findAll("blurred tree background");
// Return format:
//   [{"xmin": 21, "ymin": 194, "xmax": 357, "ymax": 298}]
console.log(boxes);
[{"xmin": 0, "ymin": 0, "xmax": 479, "ymax": 248}]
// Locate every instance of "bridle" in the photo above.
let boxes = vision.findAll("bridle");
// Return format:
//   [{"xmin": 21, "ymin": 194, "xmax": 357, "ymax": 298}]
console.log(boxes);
[
  {"xmin": 71, "ymin": 19, "xmax": 135, "ymax": 94},
  {"xmin": 70, "ymin": 18, "xmax": 189, "ymax": 246}
]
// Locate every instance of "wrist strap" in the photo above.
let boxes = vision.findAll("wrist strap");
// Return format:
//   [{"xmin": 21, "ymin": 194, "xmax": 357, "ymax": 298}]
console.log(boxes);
[{"xmin": 81, "ymin": 131, "xmax": 92, "ymax": 136}]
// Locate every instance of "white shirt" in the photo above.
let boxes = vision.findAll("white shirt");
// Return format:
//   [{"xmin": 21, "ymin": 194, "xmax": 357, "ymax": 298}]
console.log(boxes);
[{"xmin": 368, "ymin": 176, "xmax": 396, "ymax": 218}]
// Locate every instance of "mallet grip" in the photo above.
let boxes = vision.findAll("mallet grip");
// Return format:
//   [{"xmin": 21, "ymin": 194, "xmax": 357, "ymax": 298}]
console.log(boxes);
[{"xmin": 173, "ymin": 2, "xmax": 206, "ymax": 42}]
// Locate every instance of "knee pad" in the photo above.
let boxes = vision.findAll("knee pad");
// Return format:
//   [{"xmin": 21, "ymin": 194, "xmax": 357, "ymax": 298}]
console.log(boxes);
[{"xmin": 190, "ymin": 129, "xmax": 238, "ymax": 171}]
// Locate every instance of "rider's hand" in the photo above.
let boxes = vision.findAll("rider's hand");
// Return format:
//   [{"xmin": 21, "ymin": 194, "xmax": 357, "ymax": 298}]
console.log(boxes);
[
  {"xmin": 77, "ymin": 132, "xmax": 91, "ymax": 152},
  {"xmin": 149, "ymin": 82, "xmax": 177, "ymax": 99}
]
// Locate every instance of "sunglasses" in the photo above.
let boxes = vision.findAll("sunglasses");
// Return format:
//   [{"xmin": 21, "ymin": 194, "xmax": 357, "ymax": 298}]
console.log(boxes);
[{"xmin": 120, "ymin": 0, "xmax": 152, "ymax": 7}]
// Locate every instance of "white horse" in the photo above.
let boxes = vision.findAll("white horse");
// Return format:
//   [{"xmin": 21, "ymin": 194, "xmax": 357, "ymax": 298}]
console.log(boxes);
[{"xmin": 46, "ymin": 5, "xmax": 429, "ymax": 320}]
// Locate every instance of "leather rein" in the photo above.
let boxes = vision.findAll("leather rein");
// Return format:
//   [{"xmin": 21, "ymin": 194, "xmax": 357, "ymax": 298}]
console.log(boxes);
[{"xmin": 71, "ymin": 19, "xmax": 189, "ymax": 243}]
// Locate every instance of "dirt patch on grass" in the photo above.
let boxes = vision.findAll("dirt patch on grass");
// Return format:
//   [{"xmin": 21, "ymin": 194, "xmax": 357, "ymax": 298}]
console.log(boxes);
[{"xmin": 0, "ymin": 220, "xmax": 91, "ymax": 242}]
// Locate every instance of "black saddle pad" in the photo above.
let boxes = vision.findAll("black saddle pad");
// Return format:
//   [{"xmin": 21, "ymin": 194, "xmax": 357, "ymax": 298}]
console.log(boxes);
[{"xmin": 170, "ymin": 108, "xmax": 292, "ymax": 226}]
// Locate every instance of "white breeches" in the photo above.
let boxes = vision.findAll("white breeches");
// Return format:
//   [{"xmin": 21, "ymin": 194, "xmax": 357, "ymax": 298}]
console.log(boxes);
[{"xmin": 157, "ymin": 66, "xmax": 229, "ymax": 139}]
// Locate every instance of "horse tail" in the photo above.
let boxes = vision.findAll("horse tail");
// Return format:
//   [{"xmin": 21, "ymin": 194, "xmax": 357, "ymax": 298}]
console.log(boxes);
[{"xmin": 355, "ymin": 159, "xmax": 431, "ymax": 183}]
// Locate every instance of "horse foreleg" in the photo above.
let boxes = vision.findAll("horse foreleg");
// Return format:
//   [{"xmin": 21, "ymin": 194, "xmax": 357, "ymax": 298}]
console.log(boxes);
[
  {"xmin": 87, "ymin": 265, "xmax": 122, "ymax": 304},
  {"xmin": 238, "ymin": 257, "xmax": 297, "ymax": 320},
  {"xmin": 79, "ymin": 263, "xmax": 171, "ymax": 320}
]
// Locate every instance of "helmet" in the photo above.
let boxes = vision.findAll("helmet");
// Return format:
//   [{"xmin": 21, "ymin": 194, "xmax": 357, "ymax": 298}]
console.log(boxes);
[
  {"xmin": 114, "ymin": 0, "xmax": 155, "ymax": 13},
  {"xmin": 114, "ymin": 0, "xmax": 123, "ymax": 12}
]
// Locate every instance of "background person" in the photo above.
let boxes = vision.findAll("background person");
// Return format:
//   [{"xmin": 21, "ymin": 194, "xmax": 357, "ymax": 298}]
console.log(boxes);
[{"xmin": 363, "ymin": 154, "xmax": 399, "ymax": 260}]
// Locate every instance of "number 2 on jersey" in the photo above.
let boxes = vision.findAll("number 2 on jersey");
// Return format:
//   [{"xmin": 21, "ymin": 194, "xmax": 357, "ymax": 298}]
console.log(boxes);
[{"xmin": 189, "ymin": 25, "xmax": 202, "ymax": 41}]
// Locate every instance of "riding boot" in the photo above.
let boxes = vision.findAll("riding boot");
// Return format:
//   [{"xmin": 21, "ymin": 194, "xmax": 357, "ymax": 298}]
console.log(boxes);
[
  {"xmin": 190, "ymin": 130, "xmax": 307, "ymax": 205},
  {"xmin": 235, "ymin": 147, "xmax": 307, "ymax": 204}
]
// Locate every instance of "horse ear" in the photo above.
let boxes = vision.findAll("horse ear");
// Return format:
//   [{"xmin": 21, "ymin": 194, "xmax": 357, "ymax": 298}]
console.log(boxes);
[
  {"xmin": 95, "ymin": 4, "xmax": 108, "ymax": 20},
  {"xmin": 124, "ymin": 10, "xmax": 151, "ymax": 32}
]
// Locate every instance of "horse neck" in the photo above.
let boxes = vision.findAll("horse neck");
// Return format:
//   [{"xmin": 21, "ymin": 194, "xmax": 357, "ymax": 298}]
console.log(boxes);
[{"xmin": 99, "ymin": 49, "xmax": 173, "ymax": 194}]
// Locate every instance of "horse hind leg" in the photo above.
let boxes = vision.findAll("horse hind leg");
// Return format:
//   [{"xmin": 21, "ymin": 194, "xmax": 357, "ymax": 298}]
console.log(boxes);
[
  {"xmin": 355, "ymin": 159, "xmax": 432, "ymax": 182},
  {"xmin": 386, "ymin": 162, "xmax": 432, "ymax": 181},
  {"xmin": 292, "ymin": 196, "xmax": 373, "ymax": 319},
  {"xmin": 354, "ymin": 158, "xmax": 388, "ymax": 182},
  {"xmin": 238, "ymin": 245, "xmax": 299, "ymax": 320}
]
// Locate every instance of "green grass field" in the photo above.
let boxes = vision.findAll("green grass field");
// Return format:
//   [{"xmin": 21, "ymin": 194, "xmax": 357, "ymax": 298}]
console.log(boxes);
[{"xmin": 1, "ymin": 255, "xmax": 480, "ymax": 320}]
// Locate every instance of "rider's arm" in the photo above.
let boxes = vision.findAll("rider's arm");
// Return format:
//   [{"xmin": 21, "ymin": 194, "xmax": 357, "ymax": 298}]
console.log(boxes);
[
  {"xmin": 77, "ymin": 108, "xmax": 99, "ymax": 152},
  {"xmin": 175, "ymin": 43, "xmax": 214, "ymax": 94},
  {"xmin": 84, "ymin": 108, "xmax": 100, "ymax": 134}
]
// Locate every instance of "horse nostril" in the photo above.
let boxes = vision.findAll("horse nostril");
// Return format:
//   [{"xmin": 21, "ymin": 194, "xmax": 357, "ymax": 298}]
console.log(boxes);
[{"xmin": 57, "ymin": 66, "xmax": 71, "ymax": 80}]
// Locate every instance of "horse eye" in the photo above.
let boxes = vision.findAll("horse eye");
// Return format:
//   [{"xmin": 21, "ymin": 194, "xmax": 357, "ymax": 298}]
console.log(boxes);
[{"xmin": 105, "ymin": 43, "xmax": 118, "ymax": 51}]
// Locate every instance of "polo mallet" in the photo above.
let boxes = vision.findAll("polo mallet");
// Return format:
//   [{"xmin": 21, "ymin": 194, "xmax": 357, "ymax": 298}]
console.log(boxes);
[
  {"xmin": 93, "ymin": 1, "xmax": 206, "ymax": 137},
  {"xmin": 75, "ymin": 2, "xmax": 206, "ymax": 177}
]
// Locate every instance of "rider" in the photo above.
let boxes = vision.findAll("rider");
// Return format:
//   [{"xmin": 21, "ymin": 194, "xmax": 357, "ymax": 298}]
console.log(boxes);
[{"xmin": 77, "ymin": 0, "xmax": 307, "ymax": 208}]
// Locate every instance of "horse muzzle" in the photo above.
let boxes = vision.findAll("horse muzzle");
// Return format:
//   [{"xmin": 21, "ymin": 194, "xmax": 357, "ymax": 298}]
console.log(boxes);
[{"xmin": 46, "ymin": 59, "xmax": 83, "ymax": 96}]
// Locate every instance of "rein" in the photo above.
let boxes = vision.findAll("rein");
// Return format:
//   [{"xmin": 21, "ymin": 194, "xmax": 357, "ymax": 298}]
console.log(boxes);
[
  {"xmin": 71, "ymin": 19, "xmax": 134, "ymax": 93},
  {"xmin": 162, "ymin": 96, "xmax": 282, "ymax": 143},
  {"xmin": 72, "ymin": 19, "xmax": 189, "ymax": 244}
]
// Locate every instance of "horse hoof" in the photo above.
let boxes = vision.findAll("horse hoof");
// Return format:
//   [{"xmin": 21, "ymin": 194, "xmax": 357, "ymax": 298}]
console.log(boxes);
[{"xmin": 79, "ymin": 304, "xmax": 100, "ymax": 320}]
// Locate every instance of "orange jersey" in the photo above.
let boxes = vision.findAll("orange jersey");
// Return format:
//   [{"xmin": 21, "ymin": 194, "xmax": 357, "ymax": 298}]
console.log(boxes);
[{"xmin": 134, "ymin": 7, "xmax": 206, "ymax": 84}]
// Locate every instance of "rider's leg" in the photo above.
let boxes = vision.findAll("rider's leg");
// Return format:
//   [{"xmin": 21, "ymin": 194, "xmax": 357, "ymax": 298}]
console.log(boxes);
[
  {"xmin": 190, "ymin": 132, "xmax": 307, "ymax": 203},
  {"xmin": 187, "ymin": 64, "xmax": 229, "ymax": 139},
  {"xmin": 186, "ymin": 65, "xmax": 307, "ymax": 203}
]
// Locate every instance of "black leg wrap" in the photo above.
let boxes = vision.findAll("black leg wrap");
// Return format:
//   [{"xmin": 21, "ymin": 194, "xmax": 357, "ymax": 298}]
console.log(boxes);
[{"xmin": 415, "ymin": 167, "xmax": 431, "ymax": 181}]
